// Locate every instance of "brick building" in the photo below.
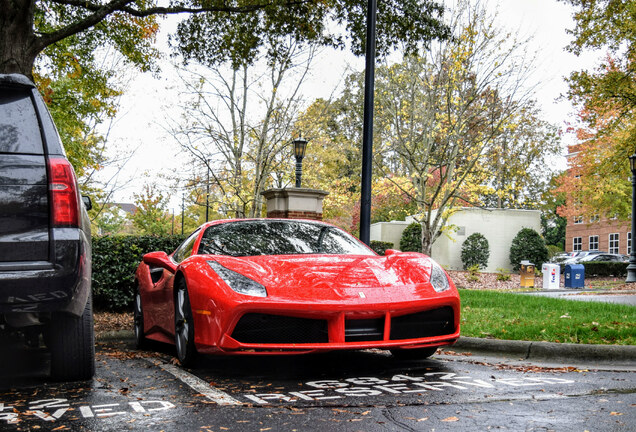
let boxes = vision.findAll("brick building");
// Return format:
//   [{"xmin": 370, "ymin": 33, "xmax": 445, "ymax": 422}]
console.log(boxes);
[
  {"xmin": 563, "ymin": 144, "xmax": 632, "ymax": 254},
  {"xmin": 565, "ymin": 216, "xmax": 631, "ymax": 254}
]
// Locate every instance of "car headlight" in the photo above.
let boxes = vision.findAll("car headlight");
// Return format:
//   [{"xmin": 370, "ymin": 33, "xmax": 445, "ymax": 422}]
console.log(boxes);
[
  {"xmin": 207, "ymin": 261, "xmax": 267, "ymax": 297},
  {"xmin": 430, "ymin": 261, "xmax": 450, "ymax": 293}
]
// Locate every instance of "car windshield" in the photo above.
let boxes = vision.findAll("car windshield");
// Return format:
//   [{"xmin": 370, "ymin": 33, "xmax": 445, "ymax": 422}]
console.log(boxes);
[{"xmin": 197, "ymin": 220, "xmax": 375, "ymax": 257}]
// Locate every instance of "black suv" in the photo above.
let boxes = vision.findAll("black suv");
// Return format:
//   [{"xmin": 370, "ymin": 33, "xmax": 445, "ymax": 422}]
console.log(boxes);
[{"xmin": 0, "ymin": 74, "xmax": 94, "ymax": 380}]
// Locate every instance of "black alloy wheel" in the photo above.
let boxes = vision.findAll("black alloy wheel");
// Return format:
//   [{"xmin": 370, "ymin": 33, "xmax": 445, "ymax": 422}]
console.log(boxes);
[
  {"xmin": 133, "ymin": 286, "xmax": 147, "ymax": 349},
  {"xmin": 174, "ymin": 279, "xmax": 198, "ymax": 367}
]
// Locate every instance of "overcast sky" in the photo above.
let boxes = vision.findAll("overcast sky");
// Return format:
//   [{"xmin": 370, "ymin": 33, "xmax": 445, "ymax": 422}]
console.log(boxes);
[{"xmin": 100, "ymin": 0, "xmax": 601, "ymax": 209}]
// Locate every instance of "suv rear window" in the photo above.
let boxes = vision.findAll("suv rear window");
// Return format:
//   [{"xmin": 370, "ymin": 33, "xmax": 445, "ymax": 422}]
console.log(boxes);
[{"xmin": 0, "ymin": 88, "xmax": 43, "ymax": 154}]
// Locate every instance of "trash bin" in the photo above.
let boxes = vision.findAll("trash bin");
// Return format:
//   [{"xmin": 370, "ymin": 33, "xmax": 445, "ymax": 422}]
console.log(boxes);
[
  {"xmin": 519, "ymin": 261, "xmax": 535, "ymax": 288},
  {"xmin": 564, "ymin": 264, "xmax": 585, "ymax": 288},
  {"xmin": 542, "ymin": 263, "xmax": 560, "ymax": 290}
]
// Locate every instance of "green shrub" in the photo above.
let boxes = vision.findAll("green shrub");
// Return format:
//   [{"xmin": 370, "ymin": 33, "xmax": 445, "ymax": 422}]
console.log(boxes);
[
  {"xmin": 461, "ymin": 232, "xmax": 490, "ymax": 270},
  {"xmin": 370, "ymin": 240, "xmax": 394, "ymax": 255},
  {"xmin": 496, "ymin": 267, "xmax": 511, "ymax": 281},
  {"xmin": 92, "ymin": 234, "xmax": 186, "ymax": 311},
  {"xmin": 509, "ymin": 228, "xmax": 549, "ymax": 272},
  {"xmin": 581, "ymin": 261, "xmax": 628, "ymax": 277},
  {"xmin": 466, "ymin": 264, "xmax": 480, "ymax": 282},
  {"xmin": 400, "ymin": 222, "xmax": 422, "ymax": 252}
]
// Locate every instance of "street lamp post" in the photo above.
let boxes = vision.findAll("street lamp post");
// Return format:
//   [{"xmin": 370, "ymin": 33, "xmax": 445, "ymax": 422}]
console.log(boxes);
[
  {"xmin": 359, "ymin": 0, "xmax": 377, "ymax": 246},
  {"xmin": 205, "ymin": 158, "xmax": 210, "ymax": 222},
  {"xmin": 626, "ymin": 154, "xmax": 636, "ymax": 282},
  {"xmin": 293, "ymin": 136, "xmax": 308, "ymax": 188},
  {"xmin": 181, "ymin": 194, "xmax": 185, "ymax": 235}
]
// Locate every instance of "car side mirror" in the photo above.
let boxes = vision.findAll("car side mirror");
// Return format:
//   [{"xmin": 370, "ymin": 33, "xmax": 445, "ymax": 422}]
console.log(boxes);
[
  {"xmin": 81, "ymin": 195, "xmax": 92, "ymax": 211},
  {"xmin": 143, "ymin": 251, "xmax": 177, "ymax": 273},
  {"xmin": 384, "ymin": 249, "xmax": 400, "ymax": 256}
]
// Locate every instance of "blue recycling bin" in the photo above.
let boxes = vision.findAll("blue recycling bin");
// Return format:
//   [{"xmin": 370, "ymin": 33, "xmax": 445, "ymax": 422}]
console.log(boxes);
[{"xmin": 564, "ymin": 264, "xmax": 585, "ymax": 288}]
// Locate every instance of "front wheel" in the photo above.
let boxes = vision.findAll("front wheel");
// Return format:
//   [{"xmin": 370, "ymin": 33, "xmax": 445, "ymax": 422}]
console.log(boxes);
[
  {"xmin": 390, "ymin": 346, "xmax": 438, "ymax": 360},
  {"xmin": 174, "ymin": 279, "xmax": 197, "ymax": 367},
  {"xmin": 133, "ymin": 286, "xmax": 147, "ymax": 349}
]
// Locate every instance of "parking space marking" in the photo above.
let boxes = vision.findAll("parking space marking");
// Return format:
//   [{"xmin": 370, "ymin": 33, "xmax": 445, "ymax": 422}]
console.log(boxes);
[
  {"xmin": 146, "ymin": 358, "xmax": 242, "ymax": 406},
  {"xmin": 241, "ymin": 373, "xmax": 577, "ymax": 405},
  {"xmin": 0, "ymin": 399, "xmax": 175, "ymax": 425}
]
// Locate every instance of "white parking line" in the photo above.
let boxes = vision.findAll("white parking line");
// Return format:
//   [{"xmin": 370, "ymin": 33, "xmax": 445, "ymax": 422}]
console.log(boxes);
[{"xmin": 146, "ymin": 358, "xmax": 242, "ymax": 406}]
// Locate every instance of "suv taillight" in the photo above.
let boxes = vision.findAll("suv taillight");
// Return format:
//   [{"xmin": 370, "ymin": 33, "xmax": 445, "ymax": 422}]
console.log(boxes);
[{"xmin": 48, "ymin": 157, "xmax": 80, "ymax": 227}]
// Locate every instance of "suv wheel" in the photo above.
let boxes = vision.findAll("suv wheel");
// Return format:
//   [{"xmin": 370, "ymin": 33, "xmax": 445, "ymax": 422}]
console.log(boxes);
[{"xmin": 49, "ymin": 294, "xmax": 95, "ymax": 381}]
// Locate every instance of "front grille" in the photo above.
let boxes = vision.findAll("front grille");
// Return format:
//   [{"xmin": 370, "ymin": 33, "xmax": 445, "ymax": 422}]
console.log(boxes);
[
  {"xmin": 345, "ymin": 318, "xmax": 384, "ymax": 342},
  {"xmin": 231, "ymin": 313, "xmax": 328, "ymax": 344},
  {"xmin": 389, "ymin": 307, "xmax": 455, "ymax": 340}
]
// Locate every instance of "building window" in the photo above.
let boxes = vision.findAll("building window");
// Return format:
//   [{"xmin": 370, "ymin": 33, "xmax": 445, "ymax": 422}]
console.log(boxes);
[
  {"xmin": 609, "ymin": 233, "xmax": 619, "ymax": 254},
  {"xmin": 590, "ymin": 215, "xmax": 600, "ymax": 223},
  {"xmin": 589, "ymin": 235, "xmax": 599, "ymax": 251},
  {"xmin": 628, "ymin": 232, "xmax": 632, "ymax": 255},
  {"xmin": 574, "ymin": 216, "xmax": 583, "ymax": 224},
  {"xmin": 573, "ymin": 237, "xmax": 582, "ymax": 251}
]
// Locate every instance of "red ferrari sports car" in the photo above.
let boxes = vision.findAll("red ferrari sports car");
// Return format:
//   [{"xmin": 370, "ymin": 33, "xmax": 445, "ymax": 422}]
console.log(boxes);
[{"xmin": 134, "ymin": 219, "xmax": 460, "ymax": 366}]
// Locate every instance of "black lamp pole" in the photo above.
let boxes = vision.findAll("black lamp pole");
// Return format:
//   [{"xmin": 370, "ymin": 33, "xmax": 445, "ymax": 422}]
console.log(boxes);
[
  {"xmin": 359, "ymin": 0, "xmax": 377, "ymax": 246},
  {"xmin": 293, "ymin": 136, "xmax": 308, "ymax": 188},
  {"xmin": 205, "ymin": 158, "xmax": 210, "ymax": 222},
  {"xmin": 626, "ymin": 154, "xmax": 636, "ymax": 282}
]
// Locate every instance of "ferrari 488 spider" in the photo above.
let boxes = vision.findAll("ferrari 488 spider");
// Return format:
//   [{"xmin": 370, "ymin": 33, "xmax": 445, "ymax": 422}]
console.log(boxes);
[{"xmin": 134, "ymin": 219, "xmax": 460, "ymax": 366}]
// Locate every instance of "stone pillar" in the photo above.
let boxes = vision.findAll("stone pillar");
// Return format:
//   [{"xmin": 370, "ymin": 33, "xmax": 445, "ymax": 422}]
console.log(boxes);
[{"xmin": 261, "ymin": 188, "xmax": 329, "ymax": 221}]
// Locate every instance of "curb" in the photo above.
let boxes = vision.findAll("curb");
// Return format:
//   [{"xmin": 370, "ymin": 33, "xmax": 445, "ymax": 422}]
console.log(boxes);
[
  {"xmin": 96, "ymin": 331, "xmax": 636, "ymax": 365},
  {"xmin": 96, "ymin": 329, "xmax": 134, "ymax": 341},
  {"xmin": 451, "ymin": 336, "xmax": 636, "ymax": 365}
]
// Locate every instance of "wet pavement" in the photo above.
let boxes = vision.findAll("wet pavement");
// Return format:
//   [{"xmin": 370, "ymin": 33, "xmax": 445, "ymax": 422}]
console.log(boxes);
[
  {"xmin": 0, "ymin": 336, "xmax": 634, "ymax": 431},
  {"xmin": 520, "ymin": 289, "xmax": 636, "ymax": 306}
]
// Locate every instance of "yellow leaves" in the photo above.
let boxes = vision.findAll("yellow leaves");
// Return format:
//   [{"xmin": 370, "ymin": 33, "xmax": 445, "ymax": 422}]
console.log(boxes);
[{"xmin": 62, "ymin": 52, "xmax": 83, "ymax": 79}]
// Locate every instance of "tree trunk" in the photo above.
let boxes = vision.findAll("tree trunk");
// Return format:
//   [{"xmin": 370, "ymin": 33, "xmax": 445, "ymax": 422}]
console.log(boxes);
[
  {"xmin": 0, "ymin": 0, "xmax": 38, "ymax": 78},
  {"xmin": 421, "ymin": 222, "xmax": 433, "ymax": 256}
]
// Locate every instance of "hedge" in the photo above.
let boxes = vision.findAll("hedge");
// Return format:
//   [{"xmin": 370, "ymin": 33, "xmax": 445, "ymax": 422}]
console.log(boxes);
[
  {"xmin": 370, "ymin": 240, "xmax": 394, "ymax": 255},
  {"xmin": 581, "ymin": 261, "xmax": 628, "ymax": 277},
  {"xmin": 461, "ymin": 232, "xmax": 489, "ymax": 270},
  {"xmin": 92, "ymin": 235, "xmax": 186, "ymax": 311},
  {"xmin": 400, "ymin": 222, "xmax": 422, "ymax": 252},
  {"xmin": 509, "ymin": 228, "xmax": 549, "ymax": 272}
]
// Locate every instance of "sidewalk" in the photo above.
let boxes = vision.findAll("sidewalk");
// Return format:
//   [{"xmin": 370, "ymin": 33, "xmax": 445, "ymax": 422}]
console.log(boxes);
[
  {"xmin": 448, "ymin": 336, "xmax": 636, "ymax": 368},
  {"xmin": 518, "ymin": 288, "xmax": 636, "ymax": 306}
]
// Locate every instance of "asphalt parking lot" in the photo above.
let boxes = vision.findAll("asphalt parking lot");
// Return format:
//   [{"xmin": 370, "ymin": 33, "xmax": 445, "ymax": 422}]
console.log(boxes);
[{"xmin": 1, "ymin": 335, "xmax": 634, "ymax": 431}]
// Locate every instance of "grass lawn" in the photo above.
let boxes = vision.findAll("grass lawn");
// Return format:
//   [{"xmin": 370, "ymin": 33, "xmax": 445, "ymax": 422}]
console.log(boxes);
[{"xmin": 459, "ymin": 289, "xmax": 636, "ymax": 345}]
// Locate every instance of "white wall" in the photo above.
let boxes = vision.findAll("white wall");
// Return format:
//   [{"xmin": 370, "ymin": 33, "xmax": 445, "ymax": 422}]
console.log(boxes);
[
  {"xmin": 370, "ymin": 221, "xmax": 412, "ymax": 250},
  {"xmin": 370, "ymin": 208, "xmax": 542, "ymax": 272}
]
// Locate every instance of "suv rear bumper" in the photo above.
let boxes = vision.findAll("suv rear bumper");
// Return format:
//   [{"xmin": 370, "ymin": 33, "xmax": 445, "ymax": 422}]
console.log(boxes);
[{"xmin": 0, "ymin": 228, "xmax": 91, "ymax": 317}]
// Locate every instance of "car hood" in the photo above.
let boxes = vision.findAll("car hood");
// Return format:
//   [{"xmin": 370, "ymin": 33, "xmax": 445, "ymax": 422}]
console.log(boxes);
[{"xmin": 201, "ymin": 253, "xmax": 441, "ymax": 301}]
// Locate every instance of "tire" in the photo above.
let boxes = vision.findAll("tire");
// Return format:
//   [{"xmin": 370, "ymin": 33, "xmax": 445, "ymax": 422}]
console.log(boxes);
[
  {"xmin": 390, "ymin": 346, "xmax": 438, "ymax": 360},
  {"xmin": 133, "ymin": 287, "xmax": 148, "ymax": 349},
  {"xmin": 50, "ymin": 293, "xmax": 95, "ymax": 381},
  {"xmin": 174, "ymin": 279, "xmax": 197, "ymax": 367}
]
